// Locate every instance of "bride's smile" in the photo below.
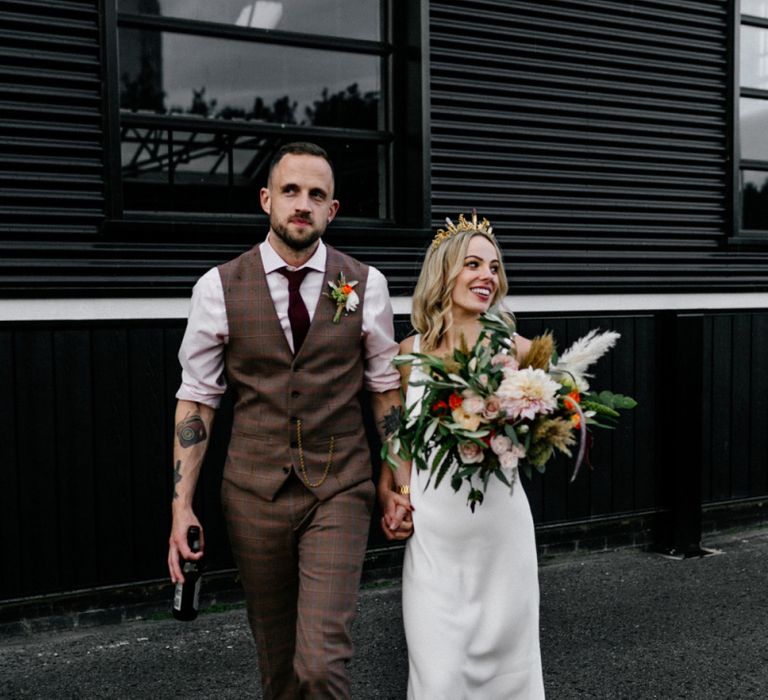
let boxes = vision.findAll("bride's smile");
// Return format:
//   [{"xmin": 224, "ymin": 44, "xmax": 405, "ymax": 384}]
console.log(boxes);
[{"xmin": 452, "ymin": 235, "xmax": 500, "ymax": 317}]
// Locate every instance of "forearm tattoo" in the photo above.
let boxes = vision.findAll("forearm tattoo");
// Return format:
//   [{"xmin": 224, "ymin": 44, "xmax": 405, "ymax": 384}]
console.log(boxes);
[
  {"xmin": 176, "ymin": 413, "xmax": 207, "ymax": 448},
  {"xmin": 173, "ymin": 460, "xmax": 182, "ymax": 499},
  {"xmin": 380, "ymin": 405, "xmax": 403, "ymax": 438}
]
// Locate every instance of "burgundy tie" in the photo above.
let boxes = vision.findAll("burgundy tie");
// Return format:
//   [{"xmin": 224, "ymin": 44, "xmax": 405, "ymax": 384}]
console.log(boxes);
[{"xmin": 278, "ymin": 267, "xmax": 311, "ymax": 353}]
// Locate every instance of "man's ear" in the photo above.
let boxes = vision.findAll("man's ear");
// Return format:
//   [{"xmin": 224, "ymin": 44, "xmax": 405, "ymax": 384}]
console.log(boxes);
[
  {"xmin": 327, "ymin": 199, "xmax": 340, "ymax": 223},
  {"xmin": 260, "ymin": 187, "xmax": 271, "ymax": 214}
]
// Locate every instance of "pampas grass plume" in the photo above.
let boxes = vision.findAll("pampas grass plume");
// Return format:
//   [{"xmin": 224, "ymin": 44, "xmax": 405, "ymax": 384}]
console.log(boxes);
[{"xmin": 556, "ymin": 329, "xmax": 620, "ymax": 374}]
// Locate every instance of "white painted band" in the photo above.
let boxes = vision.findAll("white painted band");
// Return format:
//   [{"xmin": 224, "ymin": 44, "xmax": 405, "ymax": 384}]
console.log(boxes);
[{"xmin": 1, "ymin": 292, "xmax": 768, "ymax": 322}]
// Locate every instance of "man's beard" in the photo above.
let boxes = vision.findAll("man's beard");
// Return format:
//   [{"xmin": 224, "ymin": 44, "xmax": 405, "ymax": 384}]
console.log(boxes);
[{"xmin": 271, "ymin": 216, "xmax": 324, "ymax": 252}]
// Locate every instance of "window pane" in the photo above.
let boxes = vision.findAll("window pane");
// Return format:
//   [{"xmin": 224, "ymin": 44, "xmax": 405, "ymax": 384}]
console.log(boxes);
[
  {"xmin": 321, "ymin": 141, "xmax": 383, "ymax": 218},
  {"xmin": 740, "ymin": 98, "xmax": 768, "ymax": 160},
  {"xmin": 122, "ymin": 127, "xmax": 255, "ymax": 213},
  {"xmin": 119, "ymin": 29, "xmax": 381, "ymax": 129},
  {"xmin": 121, "ymin": 128, "xmax": 383, "ymax": 217},
  {"xmin": 741, "ymin": 25, "xmax": 768, "ymax": 90},
  {"xmin": 118, "ymin": 0, "xmax": 381, "ymax": 41},
  {"xmin": 742, "ymin": 170, "xmax": 768, "ymax": 229},
  {"xmin": 743, "ymin": 0, "xmax": 768, "ymax": 18}
]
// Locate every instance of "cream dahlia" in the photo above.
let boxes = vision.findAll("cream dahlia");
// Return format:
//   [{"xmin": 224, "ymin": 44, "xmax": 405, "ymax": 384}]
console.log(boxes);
[{"xmin": 496, "ymin": 367, "xmax": 560, "ymax": 420}]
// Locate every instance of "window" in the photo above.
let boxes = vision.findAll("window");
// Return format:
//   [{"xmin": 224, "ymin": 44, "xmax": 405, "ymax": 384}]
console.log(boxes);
[
  {"xmin": 739, "ymin": 0, "xmax": 768, "ymax": 232},
  {"xmin": 110, "ymin": 0, "xmax": 411, "ymax": 224}
]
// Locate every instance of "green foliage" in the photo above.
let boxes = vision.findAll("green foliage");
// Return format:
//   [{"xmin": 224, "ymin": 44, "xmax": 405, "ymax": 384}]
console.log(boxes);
[{"xmin": 381, "ymin": 308, "xmax": 637, "ymax": 510}]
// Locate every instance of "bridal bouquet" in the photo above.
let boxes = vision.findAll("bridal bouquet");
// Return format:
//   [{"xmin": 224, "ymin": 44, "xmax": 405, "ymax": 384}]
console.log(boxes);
[{"xmin": 382, "ymin": 309, "xmax": 636, "ymax": 510}]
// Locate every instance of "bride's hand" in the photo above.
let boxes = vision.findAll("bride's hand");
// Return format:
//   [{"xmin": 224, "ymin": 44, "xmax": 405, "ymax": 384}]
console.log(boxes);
[{"xmin": 379, "ymin": 490, "xmax": 414, "ymax": 541}]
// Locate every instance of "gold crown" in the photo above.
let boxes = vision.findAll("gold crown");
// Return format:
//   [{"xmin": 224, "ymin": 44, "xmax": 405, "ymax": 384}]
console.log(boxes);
[{"xmin": 432, "ymin": 209, "xmax": 494, "ymax": 250}]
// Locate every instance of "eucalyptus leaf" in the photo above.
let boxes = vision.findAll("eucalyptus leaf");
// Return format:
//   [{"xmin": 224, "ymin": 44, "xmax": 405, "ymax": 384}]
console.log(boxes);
[
  {"xmin": 494, "ymin": 469, "xmax": 511, "ymax": 487},
  {"xmin": 423, "ymin": 418, "xmax": 440, "ymax": 444},
  {"xmin": 522, "ymin": 464, "xmax": 532, "ymax": 480},
  {"xmin": 505, "ymin": 423, "xmax": 520, "ymax": 444},
  {"xmin": 433, "ymin": 447, "xmax": 454, "ymax": 489}
]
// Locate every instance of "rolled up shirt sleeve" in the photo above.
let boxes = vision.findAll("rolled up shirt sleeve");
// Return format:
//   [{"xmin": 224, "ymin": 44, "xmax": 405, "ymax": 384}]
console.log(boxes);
[
  {"xmin": 176, "ymin": 268, "xmax": 229, "ymax": 409},
  {"xmin": 362, "ymin": 266, "xmax": 401, "ymax": 393}
]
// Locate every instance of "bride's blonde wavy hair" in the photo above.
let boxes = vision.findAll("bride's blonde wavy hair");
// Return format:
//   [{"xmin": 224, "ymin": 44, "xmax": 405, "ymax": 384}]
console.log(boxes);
[{"xmin": 412, "ymin": 229, "xmax": 510, "ymax": 352}]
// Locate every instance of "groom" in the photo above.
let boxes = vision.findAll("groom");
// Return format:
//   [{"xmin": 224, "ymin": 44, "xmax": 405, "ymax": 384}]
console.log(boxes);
[{"xmin": 168, "ymin": 142, "xmax": 411, "ymax": 699}]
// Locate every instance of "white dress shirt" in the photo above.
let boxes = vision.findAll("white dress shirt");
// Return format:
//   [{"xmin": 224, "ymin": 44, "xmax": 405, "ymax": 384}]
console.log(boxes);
[{"xmin": 177, "ymin": 236, "xmax": 401, "ymax": 408}]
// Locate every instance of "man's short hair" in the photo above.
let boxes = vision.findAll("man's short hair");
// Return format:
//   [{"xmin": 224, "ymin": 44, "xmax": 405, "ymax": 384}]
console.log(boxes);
[{"xmin": 268, "ymin": 142, "xmax": 335, "ymax": 184}]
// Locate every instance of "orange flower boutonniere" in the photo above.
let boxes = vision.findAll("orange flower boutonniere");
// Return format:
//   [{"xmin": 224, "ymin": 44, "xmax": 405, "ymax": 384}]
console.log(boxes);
[{"xmin": 326, "ymin": 271, "xmax": 359, "ymax": 323}]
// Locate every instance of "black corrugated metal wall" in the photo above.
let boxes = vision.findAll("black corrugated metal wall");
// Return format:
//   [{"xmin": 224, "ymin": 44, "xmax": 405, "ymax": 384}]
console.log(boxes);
[
  {"xmin": 0, "ymin": 0, "xmax": 105, "ymax": 239},
  {"xmin": 429, "ymin": 0, "xmax": 746, "ymax": 291}
]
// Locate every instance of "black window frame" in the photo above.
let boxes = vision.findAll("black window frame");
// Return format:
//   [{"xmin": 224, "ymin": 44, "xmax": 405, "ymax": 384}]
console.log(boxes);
[
  {"xmin": 100, "ymin": 0, "xmax": 430, "ymax": 239},
  {"xmin": 731, "ymin": 0, "xmax": 768, "ymax": 243}
]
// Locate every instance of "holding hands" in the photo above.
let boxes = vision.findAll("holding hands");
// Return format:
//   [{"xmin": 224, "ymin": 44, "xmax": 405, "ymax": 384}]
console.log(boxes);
[{"xmin": 378, "ymin": 481, "xmax": 414, "ymax": 541}]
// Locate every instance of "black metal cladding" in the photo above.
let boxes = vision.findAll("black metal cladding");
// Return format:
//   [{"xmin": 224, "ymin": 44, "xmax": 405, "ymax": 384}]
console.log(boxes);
[
  {"xmin": 4, "ymin": 0, "xmax": 768, "ymax": 294},
  {"xmin": 428, "ymin": 0, "xmax": 761, "ymax": 291},
  {"xmin": 0, "ymin": 0, "xmax": 105, "ymax": 238},
  {"xmin": 430, "ymin": 0, "xmax": 728, "ymax": 234}
]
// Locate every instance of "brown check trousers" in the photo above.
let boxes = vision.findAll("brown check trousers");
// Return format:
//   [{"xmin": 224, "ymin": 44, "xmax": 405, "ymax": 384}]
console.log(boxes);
[{"xmin": 223, "ymin": 473, "xmax": 374, "ymax": 699}]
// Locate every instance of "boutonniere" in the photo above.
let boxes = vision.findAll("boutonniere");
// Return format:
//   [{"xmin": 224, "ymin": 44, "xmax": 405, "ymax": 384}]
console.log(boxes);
[{"xmin": 326, "ymin": 271, "xmax": 359, "ymax": 323}]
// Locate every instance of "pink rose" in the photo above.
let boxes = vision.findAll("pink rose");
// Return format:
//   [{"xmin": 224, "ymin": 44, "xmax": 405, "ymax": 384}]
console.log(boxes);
[
  {"xmin": 499, "ymin": 444, "xmax": 526, "ymax": 471},
  {"xmin": 462, "ymin": 396, "xmax": 485, "ymax": 415},
  {"xmin": 483, "ymin": 397, "xmax": 502, "ymax": 420},
  {"xmin": 492, "ymin": 353, "xmax": 519, "ymax": 371},
  {"xmin": 490, "ymin": 434, "xmax": 513, "ymax": 456},
  {"xmin": 458, "ymin": 441, "xmax": 484, "ymax": 464},
  {"xmin": 499, "ymin": 450, "xmax": 521, "ymax": 470}
]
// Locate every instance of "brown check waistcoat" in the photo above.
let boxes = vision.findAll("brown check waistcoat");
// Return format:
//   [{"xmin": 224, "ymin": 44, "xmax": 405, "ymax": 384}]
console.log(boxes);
[{"xmin": 218, "ymin": 244, "xmax": 372, "ymax": 501}]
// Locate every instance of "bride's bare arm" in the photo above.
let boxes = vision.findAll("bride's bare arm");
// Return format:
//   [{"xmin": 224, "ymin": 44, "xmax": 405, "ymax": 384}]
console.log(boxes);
[
  {"xmin": 513, "ymin": 333, "xmax": 532, "ymax": 362},
  {"xmin": 376, "ymin": 335, "xmax": 416, "ymax": 540}
]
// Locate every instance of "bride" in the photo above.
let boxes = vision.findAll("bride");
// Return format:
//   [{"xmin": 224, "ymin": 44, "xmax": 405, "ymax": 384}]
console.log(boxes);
[{"xmin": 379, "ymin": 213, "xmax": 545, "ymax": 699}]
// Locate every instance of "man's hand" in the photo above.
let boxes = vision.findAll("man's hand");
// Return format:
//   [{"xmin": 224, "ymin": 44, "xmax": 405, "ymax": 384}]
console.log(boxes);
[
  {"xmin": 168, "ymin": 509, "xmax": 204, "ymax": 584},
  {"xmin": 371, "ymin": 389, "xmax": 413, "ymax": 541},
  {"xmin": 378, "ymin": 483, "xmax": 414, "ymax": 541},
  {"xmin": 167, "ymin": 399, "xmax": 215, "ymax": 584}
]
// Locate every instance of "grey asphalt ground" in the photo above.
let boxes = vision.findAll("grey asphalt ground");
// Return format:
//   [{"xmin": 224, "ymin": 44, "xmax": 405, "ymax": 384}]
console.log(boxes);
[{"xmin": 2, "ymin": 526, "xmax": 767, "ymax": 699}]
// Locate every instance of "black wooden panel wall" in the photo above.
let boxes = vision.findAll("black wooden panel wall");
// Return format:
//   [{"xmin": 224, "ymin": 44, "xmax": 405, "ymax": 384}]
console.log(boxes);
[
  {"xmin": 0, "ymin": 312, "xmax": 650, "ymax": 601},
  {"xmin": 0, "ymin": 321, "xmax": 235, "ymax": 601},
  {"xmin": 3, "ymin": 310, "xmax": 768, "ymax": 600},
  {"xmin": 701, "ymin": 312, "xmax": 768, "ymax": 503},
  {"xmin": 0, "ymin": 0, "xmax": 105, "ymax": 239},
  {"xmin": 518, "ymin": 313, "xmax": 656, "ymax": 523}
]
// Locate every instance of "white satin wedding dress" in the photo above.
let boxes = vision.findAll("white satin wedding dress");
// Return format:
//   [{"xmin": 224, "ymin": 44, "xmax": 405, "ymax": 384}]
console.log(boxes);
[{"xmin": 401, "ymin": 335, "xmax": 545, "ymax": 699}]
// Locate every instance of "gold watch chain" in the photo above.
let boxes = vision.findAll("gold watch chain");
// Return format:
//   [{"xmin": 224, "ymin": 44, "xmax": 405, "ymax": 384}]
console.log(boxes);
[{"xmin": 296, "ymin": 418, "xmax": 334, "ymax": 488}]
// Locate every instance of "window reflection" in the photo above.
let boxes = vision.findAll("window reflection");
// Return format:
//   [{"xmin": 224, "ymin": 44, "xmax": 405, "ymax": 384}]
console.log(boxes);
[
  {"xmin": 742, "ymin": 0, "xmax": 768, "ymax": 18},
  {"xmin": 121, "ymin": 127, "xmax": 381, "ymax": 216},
  {"xmin": 118, "ymin": 0, "xmax": 381, "ymax": 40},
  {"xmin": 117, "ymin": 0, "xmax": 386, "ymax": 217},
  {"xmin": 742, "ymin": 170, "xmax": 768, "ymax": 229},
  {"xmin": 119, "ymin": 29, "xmax": 380, "ymax": 129},
  {"xmin": 740, "ymin": 25, "xmax": 768, "ymax": 90},
  {"xmin": 741, "ymin": 98, "xmax": 768, "ymax": 161}
]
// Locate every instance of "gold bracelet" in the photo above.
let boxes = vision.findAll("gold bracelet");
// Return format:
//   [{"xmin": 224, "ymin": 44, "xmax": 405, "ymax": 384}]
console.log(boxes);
[{"xmin": 395, "ymin": 484, "xmax": 410, "ymax": 496}]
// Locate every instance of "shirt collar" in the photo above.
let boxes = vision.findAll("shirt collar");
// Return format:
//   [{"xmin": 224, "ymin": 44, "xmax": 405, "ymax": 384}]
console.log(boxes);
[{"xmin": 260, "ymin": 234, "xmax": 327, "ymax": 274}]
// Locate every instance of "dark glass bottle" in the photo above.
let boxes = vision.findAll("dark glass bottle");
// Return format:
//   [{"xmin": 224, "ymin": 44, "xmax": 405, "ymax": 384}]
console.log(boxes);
[{"xmin": 172, "ymin": 525, "xmax": 203, "ymax": 621}]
